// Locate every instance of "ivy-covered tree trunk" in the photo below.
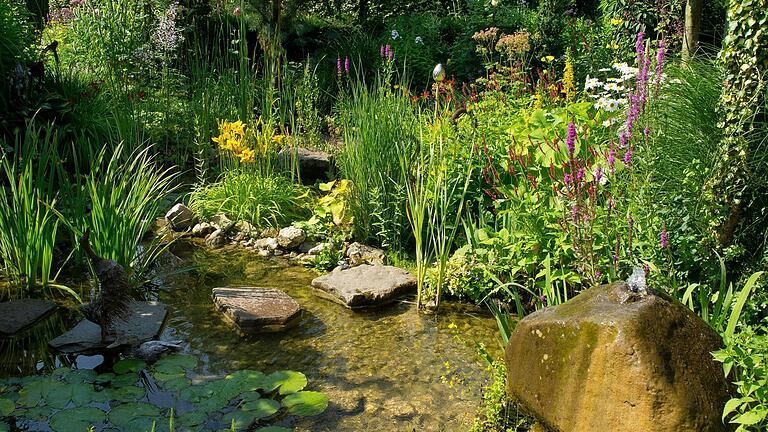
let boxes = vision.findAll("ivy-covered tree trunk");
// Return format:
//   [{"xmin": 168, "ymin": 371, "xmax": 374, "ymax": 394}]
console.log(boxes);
[{"xmin": 707, "ymin": 0, "xmax": 768, "ymax": 253}]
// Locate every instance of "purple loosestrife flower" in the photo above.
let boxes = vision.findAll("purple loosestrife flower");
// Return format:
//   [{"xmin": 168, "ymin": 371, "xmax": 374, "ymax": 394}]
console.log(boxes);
[
  {"xmin": 619, "ymin": 132, "xmax": 627, "ymax": 149},
  {"xmin": 380, "ymin": 45, "xmax": 385, "ymax": 58},
  {"xmin": 643, "ymin": 263, "xmax": 650, "ymax": 278},
  {"xmin": 385, "ymin": 45, "xmax": 392, "ymax": 61},
  {"xmin": 344, "ymin": 56, "xmax": 350, "ymax": 74},
  {"xmin": 595, "ymin": 270, "xmax": 602, "ymax": 280},
  {"xmin": 337, "ymin": 56, "xmax": 342, "ymax": 75},
  {"xmin": 644, "ymin": 126, "xmax": 650, "ymax": 137},
  {"xmin": 624, "ymin": 147, "xmax": 632, "ymax": 168},
  {"xmin": 571, "ymin": 204, "xmax": 579, "ymax": 223},
  {"xmin": 613, "ymin": 254, "xmax": 619, "ymax": 267},
  {"xmin": 564, "ymin": 172, "xmax": 572, "ymax": 184},
  {"xmin": 660, "ymin": 229, "xmax": 669, "ymax": 248},
  {"xmin": 635, "ymin": 31, "xmax": 645, "ymax": 66},
  {"xmin": 627, "ymin": 214, "xmax": 634, "ymax": 231},
  {"xmin": 608, "ymin": 148, "xmax": 616, "ymax": 174},
  {"xmin": 566, "ymin": 121, "xmax": 576, "ymax": 157},
  {"xmin": 576, "ymin": 168, "xmax": 585, "ymax": 182}
]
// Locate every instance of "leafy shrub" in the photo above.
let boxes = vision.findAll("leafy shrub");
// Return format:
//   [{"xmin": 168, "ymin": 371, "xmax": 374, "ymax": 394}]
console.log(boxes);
[
  {"xmin": 189, "ymin": 172, "xmax": 312, "ymax": 229},
  {"xmin": 713, "ymin": 326, "xmax": 768, "ymax": 431}
]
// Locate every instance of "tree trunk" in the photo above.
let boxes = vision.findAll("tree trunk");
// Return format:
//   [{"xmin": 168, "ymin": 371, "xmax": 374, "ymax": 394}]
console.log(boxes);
[
  {"xmin": 272, "ymin": 0, "xmax": 282, "ymax": 29},
  {"xmin": 683, "ymin": 0, "xmax": 702, "ymax": 60}
]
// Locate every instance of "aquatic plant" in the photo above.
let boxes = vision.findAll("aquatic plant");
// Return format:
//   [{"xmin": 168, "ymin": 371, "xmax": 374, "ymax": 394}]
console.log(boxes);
[{"xmin": 0, "ymin": 354, "xmax": 328, "ymax": 431}]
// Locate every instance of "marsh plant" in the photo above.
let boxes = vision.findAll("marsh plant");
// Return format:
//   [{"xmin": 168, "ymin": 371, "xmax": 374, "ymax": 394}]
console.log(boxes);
[
  {"xmin": 337, "ymin": 71, "xmax": 418, "ymax": 252},
  {"xmin": 0, "ymin": 124, "xmax": 63, "ymax": 298}
]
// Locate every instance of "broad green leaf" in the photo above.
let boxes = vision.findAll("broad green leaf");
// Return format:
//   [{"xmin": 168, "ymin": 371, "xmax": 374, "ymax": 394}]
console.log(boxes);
[
  {"xmin": 108, "ymin": 402, "xmax": 161, "ymax": 428},
  {"xmin": 106, "ymin": 385, "xmax": 146, "ymax": 402},
  {"xmin": 221, "ymin": 410, "xmax": 256, "ymax": 430},
  {"xmin": 255, "ymin": 427, "xmax": 291, "ymax": 432},
  {"xmin": 282, "ymin": 391, "xmax": 328, "ymax": 417},
  {"xmin": 18, "ymin": 380, "xmax": 52, "ymax": 407},
  {"xmin": 49, "ymin": 407, "xmax": 106, "ymax": 432},
  {"xmin": 113, "ymin": 359, "xmax": 147, "ymax": 375},
  {"xmin": 240, "ymin": 398, "xmax": 280, "ymax": 418},
  {"xmin": 178, "ymin": 410, "xmax": 207, "ymax": 427},
  {"xmin": 723, "ymin": 398, "xmax": 743, "ymax": 421},
  {"xmin": 732, "ymin": 409, "xmax": 765, "ymax": 425},
  {"xmin": 154, "ymin": 354, "xmax": 197, "ymax": 371},
  {"xmin": 0, "ymin": 399, "xmax": 13, "ymax": 416}
]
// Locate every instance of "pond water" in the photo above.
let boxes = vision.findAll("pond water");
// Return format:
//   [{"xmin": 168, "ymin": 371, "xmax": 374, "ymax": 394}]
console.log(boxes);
[{"xmin": 1, "ymin": 242, "xmax": 503, "ymax": 431}]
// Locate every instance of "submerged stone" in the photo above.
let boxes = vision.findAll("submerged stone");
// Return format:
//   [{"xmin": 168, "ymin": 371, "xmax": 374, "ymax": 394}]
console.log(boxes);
[
  {"xmin": 504, "ymin": 282, "xmax": 730, "ymax": 432},
  {"xmin": 311, "ymin": 265, "xmax": 416, "ymax": 308},
  {"xmin": 49, "ymin": 301, "xmax": 168, "ymax": 354},
  {"xmin": 212, "ymin": 287, "xmax": 301, "ymax": 333},
  {"xmin": 0, "ymin": 299, "xmax": 58, "ymax": 336}
]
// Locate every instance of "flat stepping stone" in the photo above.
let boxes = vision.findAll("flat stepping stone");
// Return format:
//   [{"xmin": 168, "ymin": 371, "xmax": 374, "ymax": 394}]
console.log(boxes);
[
  {"xmin": 311, "ymin": 265, "xmax": 416, "ymax": 308},
  {"xmin": 0, "ymin": 299, "xmax": 57, "ymax": 336},
  {"xmin": 212, "ymin": 287, "xmax": 301, "ymax": 333},
  {"xmin": 49, "ymin": 301, "xmax": 168, "ymax": 354}
]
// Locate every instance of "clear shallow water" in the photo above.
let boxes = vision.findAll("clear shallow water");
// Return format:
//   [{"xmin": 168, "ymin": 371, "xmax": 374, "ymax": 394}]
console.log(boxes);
[
  {"xmin": 161, "ymin": 242, "xmax": 502, "ymax": 431},
  {"xmin": 0, "ymin": 242, "xmax": 503, "ymax": 431}
]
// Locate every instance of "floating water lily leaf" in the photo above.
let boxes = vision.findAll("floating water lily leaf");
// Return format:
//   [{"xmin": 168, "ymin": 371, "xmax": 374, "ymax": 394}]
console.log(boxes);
[
  {"xmin": 21, "ymin": 405, "xmax": 55, "ymax": 420},
  {"xmin": 282, "ymin": 391, "xmax": 328, "ymax": 417},
  {"xmin": 43, "ymin": 381, "xmax": 73, "ymax": 408},
  {"xmin": 93, "ymin": 372, "xmax": 116, "ymax": 384},
  {"xmin": 106, "ymin": 385, "xmax": 145, "ymax": 402},
  {"xmin": 17, "ymin": 380, "xmax": 52, "ymax": 407},
  {"xmin": 108, "ymin": 402, "xmax": 161, "ymax": 428},
  {"xmin": 111, "ymin": 373, "xmax": 139, "ymax": 388},
  {"xmin": 0, "ymin": 398, "xmax": 14, "ymax": 416},
  {"xmin": 224, "ymin": 370, "xmax": 266, "ymax": 393},
  {"xmin": 49, "ymin": 407, "xmax": 106, "ymax": 432},
  {"xmin": 178, "ymin": 410, "xmax": 207, "ymax": 427},
  {"xmin": 240, "ymin": 398, "xmax": 280, "ymax": 419},
  {"xmin": 255, "ymin": 427, "xmax": 291, "ymax": 432},
  {"xmin": 220, "ymin": 410, "xmax": 256, "ymax": 431},
  {"xmin": 67, "ymin": 370, "xmax": 98, "ymax": 384},
  {"xmin": 154, "ymin": 354, "xmax": 197, "ymax": 372},
  {"xmin": 0, "ymin": 421, "xmax": 7, "ymax": 432},
  {"xmin": 162, "ymin": 376, "xmax": 191, "ymax": 392},
  {"xmin": 114, "ymin": 359, "xmax": 146, "ymax": 375},
  {"xmin": 262, "ymin": 371, "xmax": 307, "ymax": 395}
]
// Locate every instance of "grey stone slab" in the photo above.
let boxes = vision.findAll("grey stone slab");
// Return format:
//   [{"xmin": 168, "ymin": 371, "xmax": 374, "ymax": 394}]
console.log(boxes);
[
  {"xmin": 49, "ymin": 301, "xmax": 168, "ymax": 354},
  {"xmin": 213, "ymin": 287, "xmax": 301, "ymax": 333},
  {"xmin": 311, "ymin": 265, "xmax": 416, "ymax": 308},
  {"xmin": 0, "ymin": 299, "xmax": 57, "ymax": 336}
]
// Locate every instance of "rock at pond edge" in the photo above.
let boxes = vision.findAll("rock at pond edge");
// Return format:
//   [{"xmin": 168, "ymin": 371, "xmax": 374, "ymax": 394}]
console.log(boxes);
[
  {"xmin": 504, "ymin": 281, "xmax": 730, "ymax": 432},
  {"xmin": 0, "ymin": 299, "xmax": 58, "ymax": 336},
  {"xmin": 310, "ymin": 264, "xmax": 416, "ymax": 308}
]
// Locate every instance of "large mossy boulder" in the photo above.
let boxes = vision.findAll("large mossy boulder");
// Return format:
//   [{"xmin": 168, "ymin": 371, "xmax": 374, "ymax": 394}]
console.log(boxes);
[{"xmin": 505, "ymin": 282, "xmax": 730, "ymax": 432}]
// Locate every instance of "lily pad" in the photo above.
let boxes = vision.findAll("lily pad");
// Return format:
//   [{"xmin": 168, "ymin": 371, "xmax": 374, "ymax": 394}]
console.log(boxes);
[
  {"xmin": 154, "ymin": 354, "xmax": 197, "ymax": 372},
  {"xmin": 17, "ymin": 380, "xmax": 52, "ymax": 407},
  {"xmin": 0, "ymin": 421, "xmax": 7, "ymax": 432},
  {"xmin": 178, "ymin": 410, "xmax": 207, "ymax": 427},
  {"xmin": 282, "ymin": 391, "xmax": 328, "ymax": 417},
  {"xmin": 255, "ymin": 427, "xmax": 291, "ymax": 432},
  {"xmin": 106, "ymin": 385, "xmax": 146, "ymax": 402},
  {"xmin": 49, "ymin": 407, "xmax": 107, "ymax": 432},
  {"xmin": 111, "ymin": 373, "xmax": 139, "ymax": 388},
  {"xmin": 220, "ymin": 410, "xmax": 256, "ymax": 431},
  {"xmin": 262, "ymin": 371, "xmax": 307, "ymax": 395},
  {"xmin": 0, "ymin": 398, "xmax": 14, "ymax": 416},
  {"xmin": 162, "ymin": 376, "xmax": 191, "ymax": 392},
  {"xmin": 108, "ymin": 402, "xmax": 161, "ymax": 428},
  {"xmin": 240, "ymin": 398, "xmax": 280, "ymax": 419},
  {"xmin": 113, "ymin": 359, "xmax": 146, "ymax": 375}
]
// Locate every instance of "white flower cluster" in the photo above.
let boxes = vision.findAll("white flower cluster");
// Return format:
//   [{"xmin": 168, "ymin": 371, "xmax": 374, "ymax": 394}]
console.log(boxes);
[{"xmin": 585, "ymin": 62, "xmax": 636, "ymax": 117}]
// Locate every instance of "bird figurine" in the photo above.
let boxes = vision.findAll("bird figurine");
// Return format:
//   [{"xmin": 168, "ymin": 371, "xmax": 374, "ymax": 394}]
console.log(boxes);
[
  {"xmin": 79, "ymin": 229, "xmax": 135, "ymax": 344},
  {"xmin": 127, "ymin": 339, "xmax": 183, "ymax": 364}
]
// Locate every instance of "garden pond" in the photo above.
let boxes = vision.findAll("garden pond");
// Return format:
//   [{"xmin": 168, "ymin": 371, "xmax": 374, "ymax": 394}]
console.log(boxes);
[{"xmin": 0, "ymin": 242, "xmax": 502, "ymax": 431}]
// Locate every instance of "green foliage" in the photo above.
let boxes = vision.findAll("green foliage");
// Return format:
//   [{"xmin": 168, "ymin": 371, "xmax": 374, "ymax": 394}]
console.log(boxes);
[
  {"xmin": 0, "ymin": 355, "xmax": 327, "ymax": 431},
  {"xmin": 469, "ymin": 360, "xmax": 531, "ymax": 432},
  {"xmin": 337, "ymin": 74, "xmax": 418, "ymax": 251},
  {"xmin": 0, "ymin": 123, "xmax": 62, "ymax": 298},
  {"xmin": 59, "ymin": 143, "xmax": 179, "ymax": 281},
  {"xmin": 706, "ymin": 0, "xmax": 768, "ymax": 259},
  {"xmin": 0, "ymin": 0, "xmax": 37, "ymax": 108},
  {"xmin": 189, "ymin": 171, "xmax": 312, "ymax": 229},
  {"xmin": 713, "ymin": 326, "xmax": 768, "ymax": 431}
]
